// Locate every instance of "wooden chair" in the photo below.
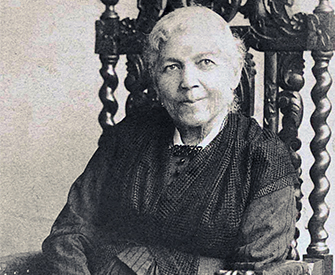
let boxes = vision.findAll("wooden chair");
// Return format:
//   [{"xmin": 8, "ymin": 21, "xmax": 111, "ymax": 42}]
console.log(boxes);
[
  {"xmin": 94, "ymin": 0, "xmax": 335, "ymax": 273},
  {"xmin": 0, "ymin": 0, "xmax": 334, "ymax": 274}
]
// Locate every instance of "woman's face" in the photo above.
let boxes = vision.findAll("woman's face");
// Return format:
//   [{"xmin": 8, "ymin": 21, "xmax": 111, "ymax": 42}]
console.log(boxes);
[{"xmin": 155, "ymin": 30, "xmax": 240, "ymax": 129}]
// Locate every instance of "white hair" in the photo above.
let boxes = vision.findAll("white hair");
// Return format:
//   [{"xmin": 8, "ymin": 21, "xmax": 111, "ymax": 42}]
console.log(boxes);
[{"xmin": 144, "ymin": 6, "xmax": 246, "ymax": 79}]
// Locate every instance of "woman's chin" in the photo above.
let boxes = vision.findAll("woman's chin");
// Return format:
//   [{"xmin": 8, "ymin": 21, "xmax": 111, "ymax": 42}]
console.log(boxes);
[{"xmin": 174, "ymin": 114, "xmax": 212, "ymax": 129}]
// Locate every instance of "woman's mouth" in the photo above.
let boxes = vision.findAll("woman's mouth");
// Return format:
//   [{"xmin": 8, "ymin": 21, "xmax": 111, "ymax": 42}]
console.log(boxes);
[{"xmin": 180, "ymin": 97, "xmax": 206, "ymax": 106}]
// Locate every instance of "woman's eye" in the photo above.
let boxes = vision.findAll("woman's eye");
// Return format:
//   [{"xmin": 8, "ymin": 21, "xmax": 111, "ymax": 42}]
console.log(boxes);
[
  {"xmin": 201, "ymin": 59, "xmax": 213, "ymax": 65},
  {"xmin": 164, "ymin": 64, "xmax": 180, "ymax": 72},
  {"xmin": 198, "ymin": 59, "xmax": 215, "ymax": 70}
]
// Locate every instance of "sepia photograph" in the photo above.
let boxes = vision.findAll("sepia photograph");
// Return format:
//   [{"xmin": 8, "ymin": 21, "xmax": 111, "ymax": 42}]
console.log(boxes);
[{"xmin": 1, "ymin": 0, "xmax": 335, "ymax": 274}]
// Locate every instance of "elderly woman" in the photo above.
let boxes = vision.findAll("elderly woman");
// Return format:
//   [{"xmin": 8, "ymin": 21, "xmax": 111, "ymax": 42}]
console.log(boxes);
[{"xmin": 42, "ymin": 6, "xmax": 302, "ymax": 275}]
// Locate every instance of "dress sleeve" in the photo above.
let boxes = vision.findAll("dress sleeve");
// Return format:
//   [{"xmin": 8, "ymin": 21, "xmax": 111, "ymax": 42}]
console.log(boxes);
[
  {"xmin": 42, "ymin": 144, "xmax": 114, "ymax": 275},
  {"xmin": 228, "ymin": 130, "xmax": 308, "ymax": 273},
  {"xmin": 230, "ymin": 183, "xmax": 296, "ymax": 271}
]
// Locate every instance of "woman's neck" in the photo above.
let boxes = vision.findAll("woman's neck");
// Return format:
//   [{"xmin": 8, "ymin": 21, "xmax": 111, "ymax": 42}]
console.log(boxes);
[{"xmin": 176, "ymin": 112, "xmax": 227, "ymax": 146}]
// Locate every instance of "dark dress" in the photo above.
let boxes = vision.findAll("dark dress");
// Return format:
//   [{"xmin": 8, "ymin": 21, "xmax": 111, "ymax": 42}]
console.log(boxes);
[{"xmin": 42, "ymin": 108, "xmax": 301, "ymax": 274}]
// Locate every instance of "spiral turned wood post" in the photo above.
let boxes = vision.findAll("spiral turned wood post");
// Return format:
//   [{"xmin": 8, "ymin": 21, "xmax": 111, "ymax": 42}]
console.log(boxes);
[
  {"xmin": 95, "ymin": 0, "xmax": 120, "ymax": 129},
  {"xmin": 307, "ymin": 49, "xmax": 333, "ymax": 257},
  {"xmin": 305, "ymin": 0, "xmax": 334, "ymax": 263}
]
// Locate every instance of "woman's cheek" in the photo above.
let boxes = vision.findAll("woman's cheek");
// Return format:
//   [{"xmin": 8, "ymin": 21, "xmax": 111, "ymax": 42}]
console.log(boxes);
[{"xmin": 158, "ymin": 77, "xmax": 180, "ymax": 98}]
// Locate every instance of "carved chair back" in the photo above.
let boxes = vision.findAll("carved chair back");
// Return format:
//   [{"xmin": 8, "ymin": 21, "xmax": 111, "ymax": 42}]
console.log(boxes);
[{"xmin": 95, "ymin": 0, "xmax": 334, "ymax": 273}]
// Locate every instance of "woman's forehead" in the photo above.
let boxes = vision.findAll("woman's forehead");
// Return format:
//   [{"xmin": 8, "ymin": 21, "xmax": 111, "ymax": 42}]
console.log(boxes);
[{"xmin": 159, "ymin": 30, "xmax": 232, "ymax": 61}]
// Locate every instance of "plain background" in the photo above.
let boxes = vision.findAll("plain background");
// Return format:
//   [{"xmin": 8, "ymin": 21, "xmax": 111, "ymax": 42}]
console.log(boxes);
[{"xmin": 1, "ymin": 0, "xmax": 335, "ymax": 269}]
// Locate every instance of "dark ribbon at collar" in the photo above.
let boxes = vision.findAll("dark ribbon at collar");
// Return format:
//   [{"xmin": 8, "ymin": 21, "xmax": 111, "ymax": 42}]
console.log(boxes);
[{"xmin": 169, "ymin": 145, "xmax": 203, "ymax": 158}]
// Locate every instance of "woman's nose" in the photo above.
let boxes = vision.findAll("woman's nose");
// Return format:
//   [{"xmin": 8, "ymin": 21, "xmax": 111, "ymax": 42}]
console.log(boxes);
[{"xmin": 180, "ymin": 65, "xmax": 199, "ymax": 90}]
